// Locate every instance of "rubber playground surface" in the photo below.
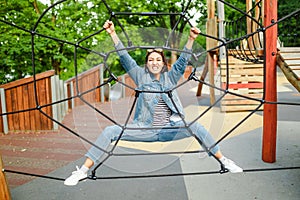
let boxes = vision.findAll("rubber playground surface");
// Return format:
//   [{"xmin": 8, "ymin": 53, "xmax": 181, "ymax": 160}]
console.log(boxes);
[{"xmin": 1, "ymin": 71, "xmax": 299, "ymax": 200}]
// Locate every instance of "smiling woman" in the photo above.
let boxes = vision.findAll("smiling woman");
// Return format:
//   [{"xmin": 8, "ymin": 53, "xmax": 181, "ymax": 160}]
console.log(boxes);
[
  {"xmin": 145, "ymin": 50, "xmax": 167, "ymax": 80},
  {"xmin": 63, "ymin": 20, "xmax": 243, "ymax": 186}
]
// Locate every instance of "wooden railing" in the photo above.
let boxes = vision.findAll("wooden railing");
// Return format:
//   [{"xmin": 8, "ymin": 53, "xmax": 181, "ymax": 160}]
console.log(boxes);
[
  {"xmin": 65, "ymin": 65, "xmax": 103, "ymax": 108},
  {"xmin": 0, "ymin": 65, "xmax": 194, "ymax": 133},
  {"xmin": 0, "ymin": 70, "xmax": 57, "ymax": 133}
]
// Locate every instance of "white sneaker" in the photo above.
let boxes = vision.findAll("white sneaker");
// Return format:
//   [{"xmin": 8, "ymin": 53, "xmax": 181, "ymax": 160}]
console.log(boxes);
[
  {"xmin": 64, "ymin": 166, "xmax": 87, "ymax": 186},
  {"xmin": 221, "ymin": 157, "xmax": 243, "ymax": 173}
]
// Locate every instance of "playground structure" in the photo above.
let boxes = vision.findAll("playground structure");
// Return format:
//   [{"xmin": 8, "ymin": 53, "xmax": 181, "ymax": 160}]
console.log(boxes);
[
  {"xmin": 198, "ymin": 0, "xmax": 299, "ymax": 165},
  {"xmin": 199, "ymin": 0, "xmax": 299, "ymax": 103},
  {"xmin": 0, "ymin": 1, "xmax": 300, "ymax": 199}
]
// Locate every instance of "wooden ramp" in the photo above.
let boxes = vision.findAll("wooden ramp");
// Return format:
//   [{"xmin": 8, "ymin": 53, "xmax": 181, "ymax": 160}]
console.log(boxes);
[{"xmin": 277, "ymin": 47, "xmax": 300, "ymax": 92}]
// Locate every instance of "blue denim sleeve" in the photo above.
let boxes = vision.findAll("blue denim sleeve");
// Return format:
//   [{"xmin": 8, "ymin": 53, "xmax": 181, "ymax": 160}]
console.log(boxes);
[
  {"xmin": 114, "ymin": 41, "xmax": 142, "ymax": 84},
  {"xmin": 168, "ymin": 46, "xmax": 193, "ymax": 84},
  {"xmin": 115, "ymin": 41, "xmax": 127, "ymax": 56}
]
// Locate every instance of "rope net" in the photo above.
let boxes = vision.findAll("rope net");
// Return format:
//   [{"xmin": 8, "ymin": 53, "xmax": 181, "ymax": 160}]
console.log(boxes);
[{"xmin": 1, "ymin": 0, "xmax": 299, "ymax": 183}]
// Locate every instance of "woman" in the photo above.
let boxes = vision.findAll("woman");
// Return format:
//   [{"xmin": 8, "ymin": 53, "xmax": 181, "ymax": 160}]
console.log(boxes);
[{"xmin": 64, "ymin": 20, "xmax": 242, "ymax": 186}]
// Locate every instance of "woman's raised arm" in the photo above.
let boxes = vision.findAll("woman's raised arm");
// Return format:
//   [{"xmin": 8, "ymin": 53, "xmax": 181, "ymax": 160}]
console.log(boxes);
[
  {"xmin": 185, "ymin": 27, "xmax": 201, "ymax": 49},
  {"xmin": 103, "ymin": 20, "xmax": 120, "ymax": 45}
]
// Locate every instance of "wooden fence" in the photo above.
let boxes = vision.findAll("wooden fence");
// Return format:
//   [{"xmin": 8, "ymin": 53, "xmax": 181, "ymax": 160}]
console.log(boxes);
[
  {"xmin": 65, "ymin": 65, "xmax": 103, "ymax": 108},
  {"xmin": 0, "ymin": 70, "xmax": 54, "ymax": 133},
  {"xmin": 0, "ymin": 70, "xmax": 67, "ymax": 133},
  {"xmin": 0, "ymin": 65, "xmax": 131, "ymax": 133},
  {"xmin": 0, "ymin": 64, "xmax": 194, "ymax": 133}
]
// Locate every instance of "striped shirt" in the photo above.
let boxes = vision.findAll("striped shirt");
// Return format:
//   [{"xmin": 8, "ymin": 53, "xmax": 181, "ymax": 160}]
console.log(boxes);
[{"xmin": 152, "ymin": 96, "xmax": 172, "ymax": 127}]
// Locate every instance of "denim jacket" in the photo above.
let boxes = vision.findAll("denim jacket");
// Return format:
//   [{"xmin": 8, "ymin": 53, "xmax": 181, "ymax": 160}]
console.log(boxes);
[{"xmin": 116, "ymin": 42, "xmax": 192, "ymax": 126}]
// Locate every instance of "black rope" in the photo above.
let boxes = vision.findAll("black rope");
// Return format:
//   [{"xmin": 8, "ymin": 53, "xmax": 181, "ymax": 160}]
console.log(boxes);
[
  {"xmin": 4, "ymin": 166, "xmax": 300, "ymax": 182},
  {"xmin": 3, "ymin": 169, "xmax": 65, "ymax": 181},
  {"xmin": 222, "ymin": 0, "xmax": 264, "ymax": 63},
  {"xmin": 1, "ymin": 0, "xmax": 299, "ymax": 184},
  {"xmin": 89, "ymin": 166, "xmax": 300, "ymax": 180}
]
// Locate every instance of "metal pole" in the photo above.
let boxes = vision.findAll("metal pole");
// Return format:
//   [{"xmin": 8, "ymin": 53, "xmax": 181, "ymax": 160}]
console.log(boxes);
[
  {"xmin": 99, "ymin": 64, "xmax": 105, "ymax": 103},
  {"xmin": 217, "ymin": 0, "xmax": 225, "ymax": 60},
  {"xmin": 0, "ymin": 88, "xmax": 8, "ymax": 134},
  {"xmin": 51, "ymin": 75, "xmax": 59, "ymax": 130}
]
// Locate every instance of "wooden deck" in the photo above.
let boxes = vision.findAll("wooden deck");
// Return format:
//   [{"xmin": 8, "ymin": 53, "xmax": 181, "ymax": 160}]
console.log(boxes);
[
  {"xmin": 219, "ymin": 47, "xmax": 300, "ymax": 112},
  {"xmin": 0, "ymin": 79, "xmax": 198, "ymax": 189},
  {"xmin": 220, "ymin": 56, "xmax": 264, "ymax": 112}
]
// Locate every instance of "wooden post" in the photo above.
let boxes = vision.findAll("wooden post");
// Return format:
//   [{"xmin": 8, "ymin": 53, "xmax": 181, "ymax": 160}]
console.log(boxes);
[
  {"xmin": 253, "ymin": 0, "xmax": 262, "ymax": 50},
  {"xmin": 206, "ymin": 0, "xmax": 217, "ymax": 104},
  {"xmin": 246, "ymin": 0, "xmax": 254, "ymax": 50},
  {"xmin": 262, "ymin": 0, "xmax": 278, "ymax": 163},
  {"xmin": 196, "ymin": 57, "xmax": 209, "ymax": 96},
  {"xmin": 0, "ymin": 154, "xmax": 11, "ymax": 200},
  {"xmin": 208, "ymin": 52, "xmax": 216, "ymax": 104}
]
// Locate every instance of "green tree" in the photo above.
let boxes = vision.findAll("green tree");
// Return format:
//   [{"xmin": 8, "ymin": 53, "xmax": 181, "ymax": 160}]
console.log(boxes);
[
  {"xmin": 108, "ymin": 0, "xmax": 206, "ymax": 64},
  {"xmin": 277, "ymin": 0, "xmax": 300, "ymax": 46},
  {"xmin": 222, "ymin": 0, "xmax": 246, "ymax": 20},
  {"xmin": 0, "ymin": 0, "xmax": 40, "ymax": 84},
  {"xmin": 0, "ymin": 0, "xmax": 110, "ymax": 84},
  {"xmin": 0, "ymin": 0, "xmax": 207, "ymax": 84}
]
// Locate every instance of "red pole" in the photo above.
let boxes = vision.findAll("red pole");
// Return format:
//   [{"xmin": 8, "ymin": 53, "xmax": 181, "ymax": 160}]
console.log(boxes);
[{"xmin": 262, "ymin": 0, "xmax": 278, "ymax": 163}]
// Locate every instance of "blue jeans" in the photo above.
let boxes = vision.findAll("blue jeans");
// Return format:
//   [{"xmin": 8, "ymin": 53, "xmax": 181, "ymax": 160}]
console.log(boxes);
[{"xmin": 85, "ymin": 121, "xmax": 219, "ymax": 163}]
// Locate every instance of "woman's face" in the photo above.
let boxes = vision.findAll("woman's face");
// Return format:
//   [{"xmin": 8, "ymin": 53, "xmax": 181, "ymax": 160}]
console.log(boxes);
[{"xmin": 146, "ymin": 52, "xmax": 164, "ymax": 77}]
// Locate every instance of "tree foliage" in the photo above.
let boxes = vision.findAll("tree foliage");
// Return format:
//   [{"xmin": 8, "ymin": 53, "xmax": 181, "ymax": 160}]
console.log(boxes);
[
  {"xmin": 0, "ymin": 0, "xmax": 207, "ymax": 84},
  {"xmin": 222, "ymin": 0, "xmax": 246, "ymax": 20},
  {"xmin": 277, "ymin": 0, "xmax": 300, "ymax": 46},
  {"xmin": 1, "ymin": 0, "xmax": 112, "ymax": 83},
  {"xmin": 1, "ymin": 0, "xmax": 297, "ymax": 85}
]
